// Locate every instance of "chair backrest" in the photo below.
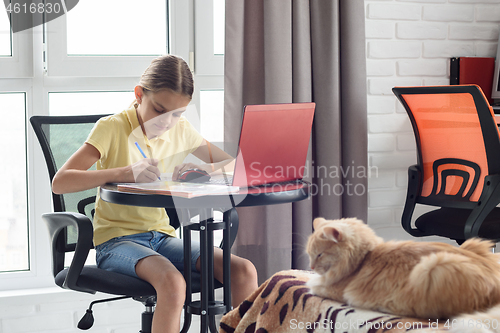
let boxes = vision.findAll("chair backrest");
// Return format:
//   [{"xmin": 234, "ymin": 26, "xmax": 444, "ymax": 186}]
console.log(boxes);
[
  {"xmin": 30, "ymin": 114, "xmax": 109, "ymax": 250},
  {"xmin": 393, "ymin": 85, "xmax": 500, "ymax": 206},
  {"xmin": 30, "ymin": 114, "xmax": 182, "ymax": 250}
]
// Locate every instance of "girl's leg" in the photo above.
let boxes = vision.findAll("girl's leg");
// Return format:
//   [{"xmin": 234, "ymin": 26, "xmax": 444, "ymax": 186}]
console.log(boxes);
[
  {"xmin": 136, "ymin": 255, "xmax": 186, "ymax": 333},
  {"xmin": 209, "ymin": 248, "xmax": 259, "ymax": 307}
]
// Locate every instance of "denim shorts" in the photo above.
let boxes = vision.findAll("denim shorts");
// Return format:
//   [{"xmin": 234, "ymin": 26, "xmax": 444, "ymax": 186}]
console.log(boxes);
[{"xmin": 95, "ymin": 231, "xmax": 201, "ymax": 278}]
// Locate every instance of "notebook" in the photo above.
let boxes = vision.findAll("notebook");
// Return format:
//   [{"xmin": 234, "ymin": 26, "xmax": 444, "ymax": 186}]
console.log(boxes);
[{"xmin": 215, "ymin": 102, "xmax": 316, "ymax": 188}]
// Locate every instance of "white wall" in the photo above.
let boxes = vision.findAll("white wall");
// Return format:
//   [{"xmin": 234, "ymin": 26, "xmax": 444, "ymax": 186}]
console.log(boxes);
[{"xmin": 365, "ymin": 0, "xmax": 500, "ymax": 240}]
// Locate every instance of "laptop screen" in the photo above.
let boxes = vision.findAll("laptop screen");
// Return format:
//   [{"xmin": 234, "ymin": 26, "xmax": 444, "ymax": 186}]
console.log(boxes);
[{"xmin": 232, "ymin": 102, "xmax": 315, "ymax": 188}]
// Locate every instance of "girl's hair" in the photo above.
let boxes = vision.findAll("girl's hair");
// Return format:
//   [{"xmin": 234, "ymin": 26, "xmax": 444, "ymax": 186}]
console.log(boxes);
[{"xmin": 139, "ymin": 55, "xmax": 194, "ymax": 99}]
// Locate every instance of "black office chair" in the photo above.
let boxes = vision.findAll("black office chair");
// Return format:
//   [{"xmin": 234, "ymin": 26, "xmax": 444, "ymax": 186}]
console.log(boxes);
[
  {"xmin": 393, "ymin": 85, "xmax": 500, "ymax": 245},
  {"xmin": 30, "ymin": 114, "xmax": 239, "ymax": 332}
]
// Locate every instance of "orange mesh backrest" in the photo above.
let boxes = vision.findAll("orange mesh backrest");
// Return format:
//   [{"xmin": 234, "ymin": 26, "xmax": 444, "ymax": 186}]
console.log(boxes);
[{"xmin": 403, "ymin": 93, "xmax": 488, "ymax": 202}]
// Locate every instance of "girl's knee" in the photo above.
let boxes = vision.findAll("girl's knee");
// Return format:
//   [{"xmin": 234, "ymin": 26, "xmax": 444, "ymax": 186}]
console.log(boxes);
[
  {"xmin": 155, "ymin": 270, "xmax": 186, "ymax": 296},
  {"xmin": 156, "ymin": 270, "xmax": 186, "ymax": 307},
  {"xmin": 166, "ymin": 270, "xmax": 186, "ymax": 290},
  {"xmin": 231, "ymin": 257, "xmax": 258, "ymax": 283}
]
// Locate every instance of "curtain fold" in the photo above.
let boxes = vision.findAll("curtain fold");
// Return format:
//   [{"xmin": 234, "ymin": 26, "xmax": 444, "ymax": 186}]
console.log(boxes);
[{"xmin": 225, "ymin": 0, "xmax": 367, "ymax": 283}]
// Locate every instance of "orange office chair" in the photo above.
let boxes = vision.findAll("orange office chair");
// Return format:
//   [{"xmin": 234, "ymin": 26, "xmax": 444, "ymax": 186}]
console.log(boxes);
[{"xmin": 393, "ymin": 85, "xmax": 500, "ymax": 244}]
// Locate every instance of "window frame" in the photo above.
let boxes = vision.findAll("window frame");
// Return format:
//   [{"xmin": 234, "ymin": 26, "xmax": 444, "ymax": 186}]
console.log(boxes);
[
  {"xmin": 194, "ymin": 0, "xmax": 224, "ymax": 76},
  {"xmin": 0, "ymin": 15, "xmax": 33, "ymax": 78},
  {"xmin": 0, "ymin": 77, "xmax": 56, "ymax": 290},
  {"xmin": 191, "ymin": 0, "xmax": 224, "ymax": 147},
  {"xmin": 44, "ymin": 0, "xmax": 191, "ymax": 77}
]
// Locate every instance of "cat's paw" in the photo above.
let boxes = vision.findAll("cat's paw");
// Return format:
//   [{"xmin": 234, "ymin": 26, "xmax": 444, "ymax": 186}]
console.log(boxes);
[{"xmin": 306, "ymin": 274, "xmax": 321, "ymax": 291}]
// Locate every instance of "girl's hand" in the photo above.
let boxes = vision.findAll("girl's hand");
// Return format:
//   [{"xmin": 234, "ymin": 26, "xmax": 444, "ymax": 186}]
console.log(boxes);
[
  {"xmin": 131, "ymin": 158, "xmax": 161, "ymax": 183},
  {"xmin": 172, "ymin": 162, "xmax": 210, "ymax": 181}
]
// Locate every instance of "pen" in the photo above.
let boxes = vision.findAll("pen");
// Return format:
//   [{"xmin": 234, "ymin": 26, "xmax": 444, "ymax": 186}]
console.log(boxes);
[
  {"xmin": 135, "ymin": 142, "xmax": 161, "ymax": 180},
  {"xmin": 135, "ymin": 141, "xmax": 148, "ymax": 158}
]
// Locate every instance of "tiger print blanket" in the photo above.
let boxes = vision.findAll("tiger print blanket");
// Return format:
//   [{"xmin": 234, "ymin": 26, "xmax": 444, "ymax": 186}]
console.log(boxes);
[{"xmin": 219, "ymin": 270, "xmax": 449, "ymax": 333}]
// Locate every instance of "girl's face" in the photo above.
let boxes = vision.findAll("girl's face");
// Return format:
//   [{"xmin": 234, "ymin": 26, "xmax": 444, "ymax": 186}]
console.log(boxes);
[{"xmin": 135, "ymin": 86, "xmax": 191, "ymax": 139}]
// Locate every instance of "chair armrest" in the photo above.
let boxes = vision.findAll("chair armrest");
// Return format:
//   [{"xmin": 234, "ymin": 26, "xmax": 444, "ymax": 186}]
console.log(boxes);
[
  {"xmin": 41, "ymin": 212, "xmax": 95, "ymax": 294},
  {"xmin": 401, "ymin": 165, "xmax": 427, "ymax": 237},
  {"xmin": 465, "ymin": 174, "xmax": 500, "ymax": 238}
]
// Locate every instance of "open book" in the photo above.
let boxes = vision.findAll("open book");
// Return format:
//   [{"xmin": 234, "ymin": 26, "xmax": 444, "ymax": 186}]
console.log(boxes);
[{"xmin": 117, "ymin": 181, "xmax": 240, "ymax": 198}]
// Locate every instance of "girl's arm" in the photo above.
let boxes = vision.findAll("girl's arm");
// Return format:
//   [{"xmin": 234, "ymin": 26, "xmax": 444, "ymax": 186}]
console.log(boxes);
[
  {"xmin": 172, "ymin": 139, "xmax": 234, "ymax": 180},
  {"xmin": 52, "ymin": 143, "xmax": 159, "ymax": 194}
]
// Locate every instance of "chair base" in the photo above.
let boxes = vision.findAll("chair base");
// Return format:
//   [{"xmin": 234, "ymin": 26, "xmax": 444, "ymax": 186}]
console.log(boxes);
[
  {"xmin": 139, "ymin": 297, "xmax": 156, "ymax": 333},
  {"xmin": 68, "ymin": 266, "xmax": 222, "ymax": 331}
]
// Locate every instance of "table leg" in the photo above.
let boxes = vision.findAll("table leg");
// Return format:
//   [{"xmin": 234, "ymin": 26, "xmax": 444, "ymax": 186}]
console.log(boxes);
[
  {"xmin": 199, "ymin": 209, "xmax": 210, "ymax": 333},
  {"xmin": 181, "ymin": 208, "xmax": 233, "ymax": 333},
  {"xmin": 222, "ymin": 210, "xmax": 232, "ymax": 313},
  {"xmin": 206, "ymin": 214, "xmax": 218, "ymax": 333},
  {"xmin": 181, "ymin": 209, "xmax": 192, "ymax": 333}
]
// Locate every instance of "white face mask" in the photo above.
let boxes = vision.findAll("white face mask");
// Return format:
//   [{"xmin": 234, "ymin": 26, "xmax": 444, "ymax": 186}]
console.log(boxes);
[{"xmin": 142, "ymin": 106, "xmax": 187, "ymax": 139}]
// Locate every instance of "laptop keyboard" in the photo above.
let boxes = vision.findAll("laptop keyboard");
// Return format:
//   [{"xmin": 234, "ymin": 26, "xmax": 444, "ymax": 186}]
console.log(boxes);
[
  {"xmin": 209, "ymin": 177, "xmax": 234, "ymax": 185},
  {"xmin": 209, "ymin": 178, "xmax": 306, "ymax": 188}
]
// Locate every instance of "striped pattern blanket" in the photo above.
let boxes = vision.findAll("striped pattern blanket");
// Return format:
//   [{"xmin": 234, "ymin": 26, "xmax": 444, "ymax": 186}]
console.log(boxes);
[{"xmin": 220, "ymin": 270, "xmax": 450, "ymax": 333}]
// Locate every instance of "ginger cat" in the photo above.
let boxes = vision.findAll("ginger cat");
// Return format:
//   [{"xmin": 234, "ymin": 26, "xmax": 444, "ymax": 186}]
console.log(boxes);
[{"xmin": 306, "ymin": 217, "xmax": 500, "ymax": 319}]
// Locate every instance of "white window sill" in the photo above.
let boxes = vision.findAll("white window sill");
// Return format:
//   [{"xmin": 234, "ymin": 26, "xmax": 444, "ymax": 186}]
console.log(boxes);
[{"xmin": 0, "ymin": 285, "xmax": 95, "ymax": 303}]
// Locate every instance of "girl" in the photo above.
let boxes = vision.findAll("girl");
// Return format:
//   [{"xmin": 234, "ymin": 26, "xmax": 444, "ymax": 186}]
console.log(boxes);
[{"xmin": 52, "ymin": 55, "xmax": 258, "ymax": 333}]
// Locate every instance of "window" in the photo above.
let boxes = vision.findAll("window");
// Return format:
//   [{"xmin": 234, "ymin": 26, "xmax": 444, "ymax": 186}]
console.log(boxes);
[
  {"xmin": 49, "ymin": 91, "xmax": 134, "ymax": 116},
  {"xmin": 200, "ymin": 90, "xmax": 224, "ymax": 142},
  {"xmin": 66, "ymin": 0, "xmax": 167, "ymax": 56},
  {"xmin": 0, "ymin": 7, "xmax": 32, "ymax": 78},
  {"xmin": 0, "ymin": 10, "xmax": 12, "ymax": 56},
  {"xmin": 45, "ymin": 0, "xmax": 173, "ymax": 77},
  {"xmin": 0, "ymin": 93, "xmax": 28, "ymax": 273},
  {"xmin": 193, "ymin": 0, "xmax": 225, "ymax": 149},
  {"xmin": 194, "ymin": 0, "xmax": 224, "ymax": 75},
  {"xmin": 213, "ymin": 0, "xmax": 225, "ymax": 56},
  {"xmin": 1, "ymin": 0, "xmax": 225, "ymax": 291}
]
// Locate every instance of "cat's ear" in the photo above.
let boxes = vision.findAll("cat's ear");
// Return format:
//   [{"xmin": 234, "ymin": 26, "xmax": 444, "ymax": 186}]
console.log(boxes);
[
  {"xmin": 322, "ymin": 226, "xmax": 342, "ymax": 243},
  {"xmin": 313, "ymin": 217, "xmax": 327, "ymax": 230}
]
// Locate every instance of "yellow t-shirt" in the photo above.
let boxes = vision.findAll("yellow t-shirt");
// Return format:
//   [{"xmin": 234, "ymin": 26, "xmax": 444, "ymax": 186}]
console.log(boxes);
[{"xmin": 87, "ymin": 106, "xmax": 204, "ymax": 246}]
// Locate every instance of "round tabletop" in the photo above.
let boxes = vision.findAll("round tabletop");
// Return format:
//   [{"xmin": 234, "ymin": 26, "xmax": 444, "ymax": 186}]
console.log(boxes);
[{"xmin": 100, "ymin": 182, "xmax": 310, "ymax": 209}]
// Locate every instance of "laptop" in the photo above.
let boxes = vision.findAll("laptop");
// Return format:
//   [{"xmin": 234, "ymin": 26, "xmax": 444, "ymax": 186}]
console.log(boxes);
[{"xmin": 213, "ymin": 102, "xmax": 316, "ymax": 188}]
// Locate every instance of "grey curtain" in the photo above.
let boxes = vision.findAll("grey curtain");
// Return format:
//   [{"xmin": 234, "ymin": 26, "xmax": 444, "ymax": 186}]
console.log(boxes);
[{"xmin": 225, "ymin": 0, "xmax": 367, "ymax": 283}]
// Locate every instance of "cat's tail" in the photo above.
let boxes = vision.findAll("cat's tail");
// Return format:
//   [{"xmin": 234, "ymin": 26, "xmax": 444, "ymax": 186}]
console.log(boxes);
[
  {"xmin": 460, "ymin": 238, "xmax": 497, "ymax": 259},
  {"xmin": 448, "ymin": 240, "xmax": 500, "ymax": 332},
  {"xmin": 407, "ymin": 250, "xmax": 500, "ymax": 319}
]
